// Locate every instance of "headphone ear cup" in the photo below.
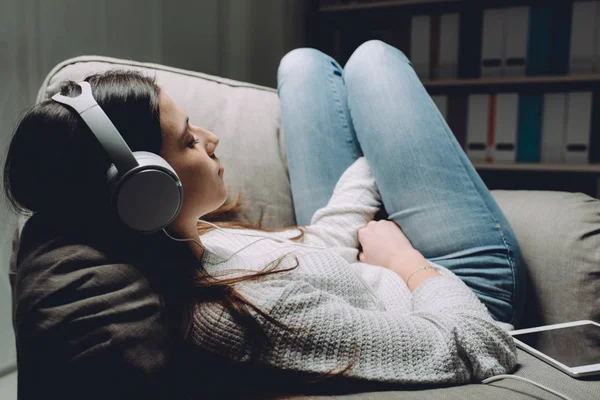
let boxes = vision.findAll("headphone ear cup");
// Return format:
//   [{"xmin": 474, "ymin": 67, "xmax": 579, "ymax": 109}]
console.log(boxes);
[{"xmin": 108, "ymin": 151, "xmax": 183, "ymax": 233}]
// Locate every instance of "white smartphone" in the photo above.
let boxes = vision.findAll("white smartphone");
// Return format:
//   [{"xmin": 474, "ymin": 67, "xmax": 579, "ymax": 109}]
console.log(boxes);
[{"xmin": 509, "ymin": 320, "xmax": 600, "ymax": 378}]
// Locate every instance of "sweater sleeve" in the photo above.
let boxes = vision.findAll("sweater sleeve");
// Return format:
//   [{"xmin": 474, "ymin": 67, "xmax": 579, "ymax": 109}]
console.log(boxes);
[
  {"xmin": 300, "ymin": 157, "xmax": 382, "ymax": 249},
  {"xmin": 192, "ymin": 269, "xmax": 518, "ymax": 385}
]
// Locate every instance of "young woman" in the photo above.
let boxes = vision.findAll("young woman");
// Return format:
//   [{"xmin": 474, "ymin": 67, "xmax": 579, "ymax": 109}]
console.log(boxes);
[{"xmin": 4, "ymin": 40, "xmax": 525, "ymax": 399}]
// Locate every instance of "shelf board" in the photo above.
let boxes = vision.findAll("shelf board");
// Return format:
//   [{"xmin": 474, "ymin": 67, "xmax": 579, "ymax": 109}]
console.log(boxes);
[
  {"xmin": 473, "ymin": 163, "xmax": 600, "ymax": 173},
  {"xmin": 422, "ymin": 74, "xmax": 600, "ymax": 89},
  {"xmin": 320, "ymin": 0, "xmax": 463, "ymax": 13}
]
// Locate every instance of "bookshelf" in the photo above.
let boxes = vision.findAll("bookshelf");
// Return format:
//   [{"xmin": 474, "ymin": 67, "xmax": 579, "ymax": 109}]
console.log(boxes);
[
  {"xmin": 315, "ymin": 0, "xmax": 600, "ymax": 198},
  {"xmin": 320, "ymin": 0, "xmax": 464, "ymax": 13},
  {"xmin": 424, "ymin": 74, "xmax": 600, "ymax": 92},
  {"xmin": 473, "ymin": 163, "xmax": 600, "ymax": 173}
]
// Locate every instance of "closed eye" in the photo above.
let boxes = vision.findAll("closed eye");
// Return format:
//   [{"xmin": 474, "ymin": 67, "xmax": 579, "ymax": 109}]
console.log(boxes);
[{"xmin": 188, "ymin": 138, "xmax": 200, "ymax": 148}]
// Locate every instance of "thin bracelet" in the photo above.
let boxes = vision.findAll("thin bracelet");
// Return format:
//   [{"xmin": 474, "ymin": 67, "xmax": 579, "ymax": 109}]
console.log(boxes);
[{"xmin": 406, "ymin": 263, "xmax": 435, "ymax": 286}]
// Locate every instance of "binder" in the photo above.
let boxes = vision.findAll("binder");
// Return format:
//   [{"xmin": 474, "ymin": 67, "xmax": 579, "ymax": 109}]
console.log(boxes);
[
  {"xmin": 569, "ymin": 1, "xmax": 597, "ymax": 74},
  {"xmin": 516, "ymin": 94, "xmax": 543, "ymax": 163},
  {"xmin": 550, "ymin": 2, "xmax": 573, "ymax": 75},
  {"xmin": 564, "ymin": 91, "xmax": 592, "ymax": 164},
  {"xmin": 447, "ymin": 94, "xmax": 469, "ymax": 149},
  {"xmin": 430, "ymin": 14, "xmax": 441, "ymax": 79},
  {"xmin": 458, "ymin": 5, "xmax": 483, "ymax": 79},
  {"xmin": 481, "ymin": 8, "xmax": 505, "ymax": 77},
  {"xmin": 590, "ymin": 90, "xmax": 600, "ymax": 163},
  {"xmin": 541, "ymin": 93, "xmax": 567, "ymax": 163},
  {"xmin": 466, "ymin": 94, "xmax": 490, "ymax": 162},
  {"xmin": 596, "ymin": 0, "xmax": 600, "ymax": 72},
  {"xmin": 437, "ymin": 13, "xmax": 460, "ymax": 79},
  {"xmin": 526, "ymin": 7, "xmax": 553, "ymax": 76},
  {"xmin": 492, "ymin": 93, "xmax": 519, "ymax": 163},
  {"xmin": 432, "ymin": 95, "xmax": 448, "ymax": 120},
  {"xmin": 504, "ymin": 7, "xmax": 530, "ymax": 76},
  {"xmin": 411, "ymin": 15, "xmax": 431, "ymax": 80}
]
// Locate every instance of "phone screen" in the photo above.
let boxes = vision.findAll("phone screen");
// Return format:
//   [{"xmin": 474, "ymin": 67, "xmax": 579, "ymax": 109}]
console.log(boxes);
[{"xmin": 512, "ymin": 323, "xmax": 600, "ymax": 368}]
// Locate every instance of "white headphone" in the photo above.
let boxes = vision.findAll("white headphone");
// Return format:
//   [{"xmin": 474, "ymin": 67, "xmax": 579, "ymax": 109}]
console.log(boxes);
[{"xmin": 52, "ymin": 81, "xmax": 183, "ymax": 233}]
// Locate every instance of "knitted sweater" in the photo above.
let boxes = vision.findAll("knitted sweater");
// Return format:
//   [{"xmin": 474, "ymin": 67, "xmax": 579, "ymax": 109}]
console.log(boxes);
[{"xmin": 192, "ymin": 156, "xmax": 518, "ymax": 385}]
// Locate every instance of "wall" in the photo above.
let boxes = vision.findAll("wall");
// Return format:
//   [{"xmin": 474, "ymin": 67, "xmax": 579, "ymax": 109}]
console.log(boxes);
[{"xmin": 161, "ymin": 0, "xmax": 312, "ymax": 88}]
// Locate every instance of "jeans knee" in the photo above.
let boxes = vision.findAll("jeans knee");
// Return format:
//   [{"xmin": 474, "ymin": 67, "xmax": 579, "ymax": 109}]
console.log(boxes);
[
  {"xmin": 344, "ymin": 40, "xmax": 410, "ymax": 79},
  {"xmin": 278, "ymin": 48, "xmax": 334, "ymax": 84}
]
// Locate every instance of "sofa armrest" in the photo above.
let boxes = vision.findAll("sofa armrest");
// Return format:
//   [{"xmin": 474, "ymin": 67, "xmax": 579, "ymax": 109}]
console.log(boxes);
[{"xmin": 491, "ymin": 190, "xmax": 600, "ymax": 329}]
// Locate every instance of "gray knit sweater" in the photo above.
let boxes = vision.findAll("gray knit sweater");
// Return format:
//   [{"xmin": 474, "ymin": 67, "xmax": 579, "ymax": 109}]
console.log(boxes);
[{"xmin": 192, "ymin": 156, "xmax": 518, "ymax": 385}]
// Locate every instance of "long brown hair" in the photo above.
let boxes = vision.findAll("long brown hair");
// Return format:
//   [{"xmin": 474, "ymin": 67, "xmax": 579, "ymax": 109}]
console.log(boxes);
[
  {"xmin": 3, "ymin": 69, "xmax": 358, "ymax": 396},
  {"xmin": 183, "ymin": 191, "xmax": 360, "ymax": 393}
]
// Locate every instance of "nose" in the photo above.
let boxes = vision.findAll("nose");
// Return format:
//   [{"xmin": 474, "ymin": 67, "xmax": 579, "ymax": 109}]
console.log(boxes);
[
  {"xmin": 205, "ymin": 128, "xmax": 219, "ymax": 147},
  {"xmin": 213, "ymin": 135, "xmax": 220, "ymax": 147}
]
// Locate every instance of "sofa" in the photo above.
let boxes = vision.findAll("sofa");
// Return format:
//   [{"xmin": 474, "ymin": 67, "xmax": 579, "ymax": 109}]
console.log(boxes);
[{"xmin": 8, "ymin": 55, "xmax": 600, "ymax": 399}]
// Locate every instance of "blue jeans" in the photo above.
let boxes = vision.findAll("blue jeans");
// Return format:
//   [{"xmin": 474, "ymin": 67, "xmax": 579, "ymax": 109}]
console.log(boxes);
[{"xmin": 276, "ymin": 40, "xmax": 526, "ymax": 327}]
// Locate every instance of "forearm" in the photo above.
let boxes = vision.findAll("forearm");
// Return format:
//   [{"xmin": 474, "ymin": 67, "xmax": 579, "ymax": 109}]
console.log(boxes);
[
  {"xmin": 302, "ymin": 157, "xmax": 382, "ymax": 248},
  {"xmin": 389, "ymin": 250, "xmax": 441, "ymax": 292}
]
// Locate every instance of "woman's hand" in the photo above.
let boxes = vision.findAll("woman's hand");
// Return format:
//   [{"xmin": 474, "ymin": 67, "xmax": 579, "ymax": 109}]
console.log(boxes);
[
  {"xmin": 358, "ymin": 220, "xmax": 439, "ymax": 291},
  {"xmin": 357, "ymin": 220, "xmax": 415, "ymax": 268}
]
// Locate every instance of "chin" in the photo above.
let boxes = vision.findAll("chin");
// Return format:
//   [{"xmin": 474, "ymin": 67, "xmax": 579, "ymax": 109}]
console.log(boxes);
[{"xmin": 217, "ymin": 194, "xmax": 228, "ymax": 209}]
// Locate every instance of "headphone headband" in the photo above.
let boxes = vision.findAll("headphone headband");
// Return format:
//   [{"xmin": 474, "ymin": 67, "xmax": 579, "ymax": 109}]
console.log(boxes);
[
  {"xmin": 50, "ymin": 80, "xmax": 183, "ymax": 233},
  {"xmin": 52, "ymin": 81, "xmax": 139, "ymax": 174}
]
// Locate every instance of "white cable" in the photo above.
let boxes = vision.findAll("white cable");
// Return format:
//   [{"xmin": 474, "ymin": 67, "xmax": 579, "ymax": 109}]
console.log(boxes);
[
  {"xmin": 196, "ymin": 219, "xmax": 329, "ymax": 249},
  {"xmin": 162, "ymin": 219, "xmax": 387, "ymax": 310},
  {"xmin": 161, "ymin": 219, "xmax": 327, "ymax": 265},
  {"xmin": 482, "ymin": 374, "xmax": 573, "ymax": 400}
]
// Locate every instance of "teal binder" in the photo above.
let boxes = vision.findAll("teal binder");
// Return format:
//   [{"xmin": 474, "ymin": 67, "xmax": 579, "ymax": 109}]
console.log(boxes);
[
  {"xmin": 526, "ymin": 7, "xmax": 552, "ymax": 76},
  {"xmin": 517, "ymin": 94, "xmax": 543, "ymax": 162}
]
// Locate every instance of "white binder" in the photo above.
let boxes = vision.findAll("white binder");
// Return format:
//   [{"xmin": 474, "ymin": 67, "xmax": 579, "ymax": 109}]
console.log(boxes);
[
  {"xmin": 564, "ymin": 91, "xmax": 592, "ymax": 163},
  {"xmin": 437, "ymin": 13, "xmax": 459, "ymax": 79},
  {"xmin": 504, "ymin": 7, "xmax": 530, "ymax": 76},
  {"xmin": 570, "ymin": 1, "xmax": 597, "ymax": 74},
  {"xmin": 411, "ymin": 15, "xmax": 431, "ymax": 80},
  {"xmin": 492, "ymin": 93, "xmax": 519, "ymax": 163},
  {"xmin": 466, "ymin": 94, "xmax": 490, "ymax": 162},
  {"xmin": 541, "ymin": 93, "xmax": 567, "ymax": 163},
  {"xmin": 432, "ymin": 95, "xmax": 448, "ymax": 120},
  {"xmin": 481, "ymin": 8, "xmax": 505, "ymax": 77}
]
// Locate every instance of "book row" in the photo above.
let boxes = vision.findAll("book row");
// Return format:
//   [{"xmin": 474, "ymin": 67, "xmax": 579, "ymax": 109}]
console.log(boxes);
[
  {"xmin": 332, "ymin": 2, "xmax": 599, "ymax": 80},
  {"xmin": 431, "ymin": 91, "xmax": 600, "ymax": 164}
]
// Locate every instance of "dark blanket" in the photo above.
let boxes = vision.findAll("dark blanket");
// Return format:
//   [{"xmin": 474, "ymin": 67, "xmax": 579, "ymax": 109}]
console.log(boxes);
[{"xmin": 12, "ymin": 213, "xmax": 182, "ymax": 400}]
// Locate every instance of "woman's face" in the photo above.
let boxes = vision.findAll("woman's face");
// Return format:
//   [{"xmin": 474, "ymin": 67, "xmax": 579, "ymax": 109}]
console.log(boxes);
[{"xmin": 158, "ymin": 89, "xmax": 227, "ymax": 235}]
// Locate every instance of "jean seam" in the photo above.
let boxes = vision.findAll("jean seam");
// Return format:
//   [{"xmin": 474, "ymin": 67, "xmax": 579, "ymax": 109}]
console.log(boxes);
[
  {"xmin": 327, "ymin": 59, "xmax": 361, "ymax": 159},
  {"xmin": 469, "ymin": 286, "xmax": 512, "ymax": 303}
]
